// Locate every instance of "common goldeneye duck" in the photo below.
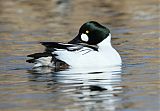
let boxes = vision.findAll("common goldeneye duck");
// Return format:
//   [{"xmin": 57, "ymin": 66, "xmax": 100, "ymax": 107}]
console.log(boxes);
[{"xmin": 26, "ymin": 21, "xmax": 122, "ymax": 68}]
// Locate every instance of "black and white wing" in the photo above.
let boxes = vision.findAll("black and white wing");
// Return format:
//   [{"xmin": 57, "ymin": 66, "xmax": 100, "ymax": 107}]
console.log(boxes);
[{"xmin": 26, "ymin": 42, "xmax": 98, "ymax": 68}]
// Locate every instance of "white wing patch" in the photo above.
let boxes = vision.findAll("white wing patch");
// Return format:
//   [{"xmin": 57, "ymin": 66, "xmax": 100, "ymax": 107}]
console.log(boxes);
[
  {"xmin": 52, "ymin": 46, "xmax": 95, "ymax": 67},
  {"xmin": 77, "ymin": 48, "xmax": 92, "ymax": 55}
]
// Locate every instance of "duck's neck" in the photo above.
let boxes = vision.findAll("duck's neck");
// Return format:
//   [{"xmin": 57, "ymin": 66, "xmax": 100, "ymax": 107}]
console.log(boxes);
[{"xmin": 98, "ymin": 34, "xmax": 112, "ymax": 48}]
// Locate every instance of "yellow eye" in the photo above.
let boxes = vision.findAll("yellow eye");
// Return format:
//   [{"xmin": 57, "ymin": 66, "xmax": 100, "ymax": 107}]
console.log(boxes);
[{"xmin": 86, "ymin": 30, "xmax": 89, "ymax": 34}]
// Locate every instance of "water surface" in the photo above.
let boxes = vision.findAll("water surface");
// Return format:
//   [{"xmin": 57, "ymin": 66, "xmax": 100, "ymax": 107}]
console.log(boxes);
[{"xmin": 0, "ymin": 0, "xmax": 159, "ymax": 111}]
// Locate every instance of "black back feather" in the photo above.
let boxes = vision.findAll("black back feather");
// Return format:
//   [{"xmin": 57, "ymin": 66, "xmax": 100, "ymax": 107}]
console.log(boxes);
[{"xmin": 41, "ymin": 42, "xmax": 98, "ymax": 51}]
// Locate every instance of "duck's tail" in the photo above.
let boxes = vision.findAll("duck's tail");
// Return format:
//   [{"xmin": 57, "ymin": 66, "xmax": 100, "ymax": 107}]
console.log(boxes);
[{"xmin": 26, "ymin": 52, "xmax": 54, "ymax": 68}]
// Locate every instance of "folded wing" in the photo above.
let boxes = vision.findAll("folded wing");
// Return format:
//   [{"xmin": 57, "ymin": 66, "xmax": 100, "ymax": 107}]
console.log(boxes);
[{"xmin": 26, "ymin": 42, "xmax": 98, "ymax": 68}]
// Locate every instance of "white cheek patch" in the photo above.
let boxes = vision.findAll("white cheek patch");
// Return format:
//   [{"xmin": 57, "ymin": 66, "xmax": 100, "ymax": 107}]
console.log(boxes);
[{"xmin": 81, "ymin": 34, "xmax": 89, "ymax": 42}]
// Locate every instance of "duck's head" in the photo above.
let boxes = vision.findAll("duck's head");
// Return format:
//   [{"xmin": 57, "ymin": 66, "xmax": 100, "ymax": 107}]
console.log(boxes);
[{"xmin": 69, "ymin": 21, "xmax": 111, "ymax": 46}]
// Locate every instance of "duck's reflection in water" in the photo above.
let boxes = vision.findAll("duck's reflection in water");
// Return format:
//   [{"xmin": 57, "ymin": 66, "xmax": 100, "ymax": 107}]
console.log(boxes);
[{"xmin": 28, "ymin": 66, "xmax": 122, "ymax": 111}]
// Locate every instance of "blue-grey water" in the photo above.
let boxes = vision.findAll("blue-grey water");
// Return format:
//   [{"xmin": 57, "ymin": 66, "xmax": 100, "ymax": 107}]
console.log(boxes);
[{"xmin": 0, "ymin": 0, "xmax": 159, "ymax": 111}]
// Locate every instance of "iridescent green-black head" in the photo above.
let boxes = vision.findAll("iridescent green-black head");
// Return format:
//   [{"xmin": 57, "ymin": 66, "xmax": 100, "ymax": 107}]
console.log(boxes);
[{"xmin": 69, "ymin": 21, "xmax": 110, "ymax": 45}]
